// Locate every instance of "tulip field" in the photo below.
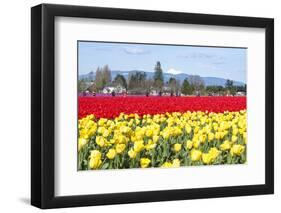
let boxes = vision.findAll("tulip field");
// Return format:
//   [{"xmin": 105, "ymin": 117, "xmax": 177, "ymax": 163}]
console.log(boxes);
[{"xmin": 78, "ymin": 96, "xmax": 247, "ymax": 170}]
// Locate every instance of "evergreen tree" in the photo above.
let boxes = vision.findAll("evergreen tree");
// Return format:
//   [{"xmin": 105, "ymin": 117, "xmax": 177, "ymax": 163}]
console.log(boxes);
[
  {"xmin": 225, "ymin": 79, "xmax": 234, "ymax": 88},
  {"xmin": 181, "ymin": 78, "xmax": 193, "ymax": 95},
  {"xmin": 113, "ymin": 74, "xmax": 127, "ymax": 90},
  {"xmin": 225, "ymin": 79, "xmax": 236, "ymax": 95},
  {"xmin": 128, "ymin": 71, "xmax": 147, "ymax": 90},
  {"xmin": 153, "ymin": 61, "xmax": 164, "ymax": 92},
  {"xmin": 168, "ymin": 77, "xmax": 177, "ymax": 95}
]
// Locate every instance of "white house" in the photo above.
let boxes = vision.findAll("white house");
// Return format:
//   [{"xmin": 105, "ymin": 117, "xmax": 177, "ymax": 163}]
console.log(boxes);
[{"xmin": 102, "ymin": 85, "xmax": 126, "ymax": 94}]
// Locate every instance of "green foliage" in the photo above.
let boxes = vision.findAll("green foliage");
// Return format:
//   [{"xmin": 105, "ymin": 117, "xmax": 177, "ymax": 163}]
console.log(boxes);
[
  {"xmin": 225, "ymin": 79, "xmax": 234, "ymax": 88},
  {"xmin": 113, "ymin": 74, "xmax": 127, "ymax": 90},
  {"xmin": 188, "ymin": 75, "xmax": 205, "ymax": 92},
  {"xmin": 78, "ymin": 79, "xmax": 88, "ymax": 92},
  {"xmin": 206, "ymin": 85, "xmax": 225, "ymax": 95},
  {"xmin": 168, "ymin": 77, "xmax": 177, "ymax": 94},
  {"xmin": 181, "ymin": 78, "xmax": 194, "ymax": 95},
  {"xmin": 128, "ymin": 71, "xmax": 147, "ymax": 90},
  {"xmin": 225, "ymin": 79, "xmax": 246, "ymax": 96},
  {"xmin": 153, "ymin": 61, "xmax": 164, "ymax": 91}
]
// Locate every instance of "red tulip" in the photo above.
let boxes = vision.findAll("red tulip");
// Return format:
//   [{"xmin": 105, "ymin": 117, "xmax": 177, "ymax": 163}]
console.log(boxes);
[{"xmin": 78, "ymin": 96, "xmax": 246, "ymax": 119}]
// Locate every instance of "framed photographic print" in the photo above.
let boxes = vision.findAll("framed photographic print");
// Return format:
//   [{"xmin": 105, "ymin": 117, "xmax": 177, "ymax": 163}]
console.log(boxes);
[{"xmin": 31, "ymin": 3, "xmax": 274, "ymax": 209}]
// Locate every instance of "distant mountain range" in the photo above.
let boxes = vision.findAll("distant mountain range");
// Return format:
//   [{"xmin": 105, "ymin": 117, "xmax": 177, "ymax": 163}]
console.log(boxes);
[{"xmin": 79, "ymin": 70, "xmax": 245, "ymax": 87}]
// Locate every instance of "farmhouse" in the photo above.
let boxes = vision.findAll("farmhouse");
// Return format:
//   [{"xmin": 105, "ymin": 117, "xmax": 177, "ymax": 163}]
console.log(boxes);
[{"xmin": 102, "ymin": 85, "xmax": 126, "ymax": 94}]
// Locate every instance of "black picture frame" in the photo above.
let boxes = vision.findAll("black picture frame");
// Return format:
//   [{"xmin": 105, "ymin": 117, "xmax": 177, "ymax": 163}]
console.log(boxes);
[{"xmin": 31, "ymin": 3, "xmax": 274, "ymax": 209}]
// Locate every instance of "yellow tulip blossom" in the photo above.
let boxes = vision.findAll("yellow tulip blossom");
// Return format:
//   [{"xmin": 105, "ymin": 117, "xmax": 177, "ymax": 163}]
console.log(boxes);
[
  {"xmin": 186, "ymin": 140, "xmax": 193, "ymax": 150},
  {"xmin": 106, "ymin": 149, "xmax": 116, "ymax": 159},
  {"xmin": 161, "ymin": 162, "xmax": 172, "ymax": 168},
  {"xmin": 202, "ymin": 153, "xmax": 212, "ymax": 164},
  {"xmin": 190, "ymin": 149, "xmax": 202, "ymax": 161},
  {"xmin": 220, "ymin": 140, "xmax": 232, "ymax": 151},
  {"xmin": 134, "ymin": 140, "xmax": 145, "ymax": 153},
  {"xmin": 89, "ymin": 150, "xmax": 102, "ymax": 169},
  {"xmin": 115, "ymin": 143, "xmax": 126, "ymax": 154},
  {"xmin": 230, "ymin": 144, "xmax": 245, "ymax": 156},
  {"xmin": 96, "ymin": 136, "xmax": 107, "ymax": 147},
  {"xmin": 231, "ymin": 135, "xmax": 238, "ymax": 143},
  {"xmin": 172, "ymin": 159, "xmax": 181, "ymax": 167},
  {"xmin": 79, "ymin": 110, "xmax": 247, "ymax": 170},
  {"xmin": 128, "ymin": 149, "xmax": 137, "ymax": 159},
  {"xmin": 145, "ymin": 140, "xmax": 156, "ymax": 150},
  {"xmin": 78, "ymin": 138, "xmax": 88, "ymax": 151},
  {"xmin": 140, "ymin": 158, "xmax": 151, "ymax": 168},
  {"xmin": 173, "ymin": 143, "xmax": 182, "ymax": 152}
]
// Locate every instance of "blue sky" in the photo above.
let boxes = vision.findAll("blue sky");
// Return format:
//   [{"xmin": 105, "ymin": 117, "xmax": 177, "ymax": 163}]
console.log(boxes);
[{"xmin": 78, "ymin": 41, "xmax": 247, "ymax": 83}]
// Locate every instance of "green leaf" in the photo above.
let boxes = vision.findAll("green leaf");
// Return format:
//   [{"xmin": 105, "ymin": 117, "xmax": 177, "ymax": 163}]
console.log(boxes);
[{"xmin": 101, "ymin": 163, "xmax": 109, "ymax": 169}]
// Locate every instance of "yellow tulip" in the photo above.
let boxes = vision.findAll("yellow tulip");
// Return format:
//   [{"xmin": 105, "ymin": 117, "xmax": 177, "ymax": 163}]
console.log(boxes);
[
  {"xmin": 145, "ymin": 140, "xmax": 156, "ymax": 150},
  {"xmin": 152, "ymin": 135, "xmax": 159, "ymax": 143},
  {"xmin": 96, "ymin": 136, "xmax": 106, "ymax": 147},
  {"xmin": 231, "ymin": 135, "xmax": 238, "ymax": 143},
  {"xmin": 172, "ymin": 159, "xmax": 180, "ymax": 167},
  {"xmin": 128, "ymin": 149, "xmax": 137, "ymax": 159},
  {"xmin": 186, "ymin": 140, "xmax": 193, "ymax": 149},
  {"xmin": 208, "ymin": 147, "xmax": 220, "ymax": 159},
  {"xmin": 140, "ymin": 158, "xmax": 151, "ymax": 168},
  {"xmin": 134, "ymin": 140, "xmax": 145, "ymax": 153},
  {"xmin": 202, "ymin": 153, "xmax": 212, "ymax": 164},
  {"xmin": 89, "ymin": 150, "xmax": 102, "ymax": 169},
  {"xmin": 161, "ymin": 162, "xmax": 172, "ymax": 168},
  {"xmin": 145, "ymin": 129, "xmax": 153, "ymax": 137},
  {"xmin": 106, "ymin": 149, "xmax": 116, "ymax": 159},
  {"xmin": 102, "ymin": 129, "xmax": 110, "ymax": 138},
  {"xmin": 115, "ymin": 143, "xmax": 126, "ymax": 154},
  {"xmin": 190, "ymin": 149, "xmax": 202, "ymax": 161},
  {"xmin": 230, "ymin": 144, "xmax": 245, "ymax": 156},
  {"xmin": 220, "ymin": 140, "xmax": 232, "ymax": 151},
  {"xmin": 185, "ymin": 125, "xmax": 192, "ymax": 134},
  {"xmin": 78, "ymin": 138, "xmax": 87, "ymax": 151},
  {"xmin": 208, "ymin": 132, "xmax": 215, "ymax": 141},
  {"xmin": 173, "ymin": 143, "xmax": 182, "ymax": 152}
]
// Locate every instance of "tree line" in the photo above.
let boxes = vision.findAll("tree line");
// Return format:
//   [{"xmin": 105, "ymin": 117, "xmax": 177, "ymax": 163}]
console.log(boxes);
[{"xmin": 78, "ymin": 61, "xmax": 246, "ymax": 96}]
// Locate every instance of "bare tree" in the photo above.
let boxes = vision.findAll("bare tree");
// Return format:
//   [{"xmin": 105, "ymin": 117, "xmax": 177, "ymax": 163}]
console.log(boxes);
[
  {"xmin": 144, "ymin": 79, "xmax": 154, "ymax": 93},
  {"xmin": 102, "ymin": 65, "xmax": 112, "ymax": 84},
  {"xmin": 94, "ymin": 65, "xmax": 112, "ymax": 91}
]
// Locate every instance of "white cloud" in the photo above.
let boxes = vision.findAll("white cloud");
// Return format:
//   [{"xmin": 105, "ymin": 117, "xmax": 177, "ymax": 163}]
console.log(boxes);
[
  {"xmin": 124, "ymin": 47, "xmax": 149, "ymax": 55},
  {"xmin": 166, "ymin": 68, "xmax": 182, "ymax": 75}
]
